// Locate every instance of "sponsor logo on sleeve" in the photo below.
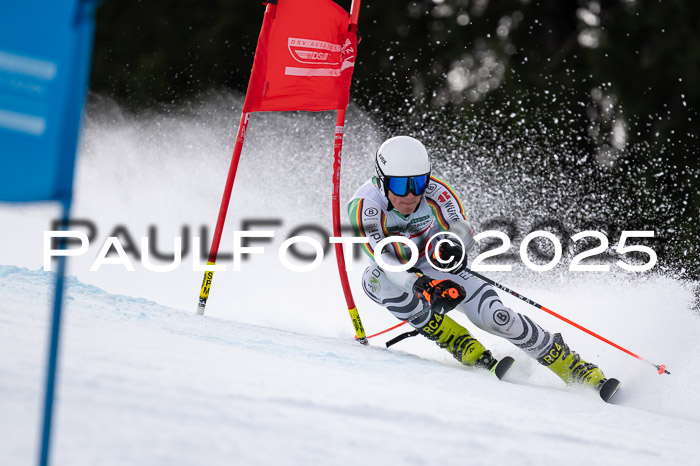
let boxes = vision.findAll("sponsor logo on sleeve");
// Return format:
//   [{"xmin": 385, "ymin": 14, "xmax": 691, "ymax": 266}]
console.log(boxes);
[{"xmin": 364, "ymin": 207, "xmax": 379, "ymax": 217}]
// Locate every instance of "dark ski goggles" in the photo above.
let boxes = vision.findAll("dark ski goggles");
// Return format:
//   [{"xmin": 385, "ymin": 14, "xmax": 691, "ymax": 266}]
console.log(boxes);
[{"xmin": 386, "ymin": 174, "xmax": 430, "ymax": 197}]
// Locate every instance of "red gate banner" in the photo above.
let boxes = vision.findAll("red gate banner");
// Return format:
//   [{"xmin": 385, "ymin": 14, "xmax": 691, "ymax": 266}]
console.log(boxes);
[{"xmin": 242, "ymin": 0, "xmax": 356, "ymax": 112}]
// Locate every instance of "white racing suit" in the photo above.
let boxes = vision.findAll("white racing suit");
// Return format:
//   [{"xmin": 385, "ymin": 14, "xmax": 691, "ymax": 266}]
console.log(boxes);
[{"xmin": 348, "ymin": 176, "xmax": 555, "ymax": 360}]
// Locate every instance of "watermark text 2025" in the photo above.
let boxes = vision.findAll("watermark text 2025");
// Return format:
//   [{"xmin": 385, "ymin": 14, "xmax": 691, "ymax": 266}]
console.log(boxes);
[{"xmin": 43, "ymin": 229, "xmax": 656, "ymax": 273}]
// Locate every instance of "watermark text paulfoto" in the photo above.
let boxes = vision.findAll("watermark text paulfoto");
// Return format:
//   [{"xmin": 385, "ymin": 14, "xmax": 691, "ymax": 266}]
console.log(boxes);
[{"xmin": 43, "ymin": 218, "xmax": 657, "ymax": 273}]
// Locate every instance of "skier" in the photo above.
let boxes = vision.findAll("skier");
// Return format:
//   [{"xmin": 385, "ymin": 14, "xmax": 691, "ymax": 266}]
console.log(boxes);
[{"xmin": 348, "ymin": 135, "xmax": 610, "ymax": 390}]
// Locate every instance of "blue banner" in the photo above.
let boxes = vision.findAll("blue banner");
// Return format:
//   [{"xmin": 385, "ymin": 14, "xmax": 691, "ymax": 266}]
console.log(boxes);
[
  {"xmin": 0, "ymin": 3, "xmax": 98, "ymax": 465},
  {"xmin": 0, "ymin": 0, "xmax": 98, "ymax": 203}
]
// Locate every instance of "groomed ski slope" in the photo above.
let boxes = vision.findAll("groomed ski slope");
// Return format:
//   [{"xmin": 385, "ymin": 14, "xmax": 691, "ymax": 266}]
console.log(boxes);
[
  {"xmin": 1, "ymin": 96, "xmax": 699, "ymax": 464},
  {"xmin": 1, "ymin": 266, "xmax": 699, "ymax": 465}
]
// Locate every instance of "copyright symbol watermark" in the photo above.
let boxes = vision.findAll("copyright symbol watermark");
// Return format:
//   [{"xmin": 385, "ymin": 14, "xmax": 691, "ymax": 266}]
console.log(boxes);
[{"xmin": 425, "ymin": 232, "xmax": 466, "ymax": 273}]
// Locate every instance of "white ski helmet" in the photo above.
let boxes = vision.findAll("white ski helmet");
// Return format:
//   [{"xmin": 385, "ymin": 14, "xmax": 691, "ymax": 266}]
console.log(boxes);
[{"xmin": 375, "ymin": 136, "xmax": 431, "ymax": 198}]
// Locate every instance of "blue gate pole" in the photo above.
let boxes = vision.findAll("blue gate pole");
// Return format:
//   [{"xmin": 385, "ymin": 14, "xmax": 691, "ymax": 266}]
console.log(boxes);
[{"xmin": 39, "ymin": 197, "xmax": 72, "ymax": 466}]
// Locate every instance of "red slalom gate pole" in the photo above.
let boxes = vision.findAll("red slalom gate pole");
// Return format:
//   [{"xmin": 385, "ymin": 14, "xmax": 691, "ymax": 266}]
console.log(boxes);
[
  {"xmin": 331, "ymin": 0, "xmax": 367, "ymax": 344},
  {"xmin": 332, "ymin": 109, "xmax": 367, "ymax": 344},
  {"xmin": 197, "ymin": 112, "xmax": 251, "ymax": 315},
  {"xmin": 463, "ymin": 267, "xmax": 671, "ymax": 375},
  {"xmin": 355, "ymin": 320, "xmax": 408, "ymax": 341}
]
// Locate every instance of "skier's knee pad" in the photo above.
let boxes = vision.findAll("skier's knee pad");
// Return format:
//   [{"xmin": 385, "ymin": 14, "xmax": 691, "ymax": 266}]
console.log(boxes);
[
  {"xmin": 361, "ymin": 266, "xmax": 386, "ymax": 305},
  {"xmin": 474, "ymin": 305, "xmax": 554, "ymax": 358},
  {"xmin": 362, "ymin": 265, "xmax": 427, "ymax": 321},
  {"xmin": 480, "ymin": 306, "xmax": 520, "ymax": 336}
]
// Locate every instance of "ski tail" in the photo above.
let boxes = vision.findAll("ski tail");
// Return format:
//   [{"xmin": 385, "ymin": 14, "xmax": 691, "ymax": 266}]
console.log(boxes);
[
  {"xmin": 489, "ymin": 356, "xmax": 515, "ymax": 380},
  {"xmin": 598, "ymin": 378, "xmax": 621, "ymax": 402}
]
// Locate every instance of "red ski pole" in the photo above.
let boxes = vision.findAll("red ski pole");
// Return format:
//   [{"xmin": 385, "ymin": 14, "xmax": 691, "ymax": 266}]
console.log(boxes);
[{"xmin": 463, "ymin": 267, "xmax": 670, "ymax": 375}]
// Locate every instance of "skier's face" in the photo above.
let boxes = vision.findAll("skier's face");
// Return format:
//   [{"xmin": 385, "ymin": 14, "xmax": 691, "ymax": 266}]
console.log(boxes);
[{"xmin": 388, "ymin": 191, "xmax": 421, "ymax": 215}]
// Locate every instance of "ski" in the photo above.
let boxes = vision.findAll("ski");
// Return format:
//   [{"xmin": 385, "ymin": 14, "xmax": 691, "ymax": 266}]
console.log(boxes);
[
  {"xmin": 598, "ymin": 378, "xmax": 621, "ymax": 402},
  {"xmin": 490, "ymin": 356, "xmax": 515, "ymax": 380}
]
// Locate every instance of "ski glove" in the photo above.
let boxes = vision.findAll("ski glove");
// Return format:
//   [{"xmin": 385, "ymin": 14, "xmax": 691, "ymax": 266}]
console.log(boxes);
[
  {"xmin": 432, "ymin": 239, "xmax": 467, "ymax": 274},
  {"xmin": 413, "ymin": 275, "xmax": 466, "ymax": 314}
]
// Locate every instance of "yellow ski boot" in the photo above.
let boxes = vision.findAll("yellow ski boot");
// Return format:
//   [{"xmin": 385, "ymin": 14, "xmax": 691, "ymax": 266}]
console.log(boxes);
[
  {"xmin": 417, "ymin": 312, "xmax": 495, "ymax": 369},
  {"xmin": 538, "ymin": 333, "xmax": 606, "ymax": 389}
]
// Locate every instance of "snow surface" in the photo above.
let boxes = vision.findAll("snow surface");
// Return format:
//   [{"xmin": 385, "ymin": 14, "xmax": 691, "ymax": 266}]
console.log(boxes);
[
  {"xmin": 1, "ymin": 95, "xmax": 699, "ymax": 465},
  {"xmin": 2, "ymin": 266, "xmax": 699, "ymax": 465}
]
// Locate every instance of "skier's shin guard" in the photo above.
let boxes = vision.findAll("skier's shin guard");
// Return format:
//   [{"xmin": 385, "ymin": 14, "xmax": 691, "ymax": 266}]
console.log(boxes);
[{"xmin": 415, "ymin": 312, "xmax": 494, "ymax": 368}]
